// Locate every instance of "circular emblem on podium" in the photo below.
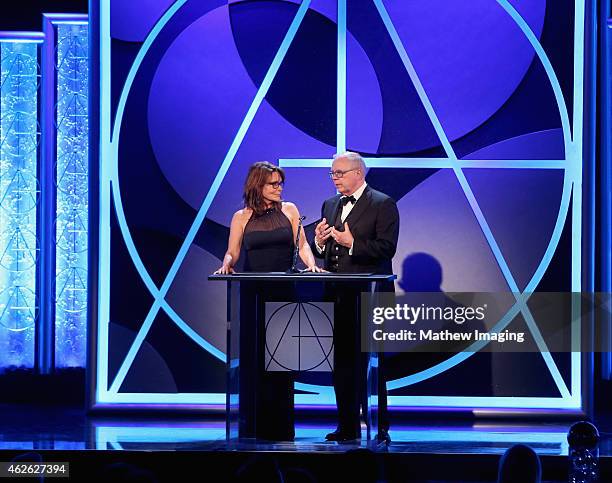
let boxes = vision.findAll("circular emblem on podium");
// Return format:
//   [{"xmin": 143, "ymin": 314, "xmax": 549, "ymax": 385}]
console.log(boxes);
[{"xmin": 265, "ymin": 302, "xmax": 333, "ymax": 372}]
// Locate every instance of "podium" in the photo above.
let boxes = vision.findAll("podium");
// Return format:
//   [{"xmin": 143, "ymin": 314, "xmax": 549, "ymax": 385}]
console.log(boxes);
[{"xmin": 208, "ymin": 272, "xmax": 395, "ymax": 442}]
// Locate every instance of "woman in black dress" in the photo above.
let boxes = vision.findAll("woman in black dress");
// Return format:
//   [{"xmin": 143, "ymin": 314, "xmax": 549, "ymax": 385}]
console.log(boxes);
[
  {"xmin": 215, "ymin": 161, "xmax": 321, "ymax": 274},
  {"xmin": 215, "ymin": 162, "xmax": 323, "ymax": 440}
]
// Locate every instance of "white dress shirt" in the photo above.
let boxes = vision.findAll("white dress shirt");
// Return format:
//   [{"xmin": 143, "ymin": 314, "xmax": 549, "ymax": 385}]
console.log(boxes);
[{"xmin": 315, "ymin": 182, "xmax": 367, "ymax": 256}]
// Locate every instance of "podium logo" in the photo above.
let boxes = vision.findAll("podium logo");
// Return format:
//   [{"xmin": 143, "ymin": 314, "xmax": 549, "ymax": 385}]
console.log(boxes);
[{"xmin": 265, "ymin": 302, "xmax": 334, "ymax": 372}]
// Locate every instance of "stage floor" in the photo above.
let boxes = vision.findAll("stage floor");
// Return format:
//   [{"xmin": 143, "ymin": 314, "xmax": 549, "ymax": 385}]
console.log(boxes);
[
  {"xmin": 1, "ymin": 404, "xmax": 611, "ymax": 482},
  {"xmin": 0, "ymin": 404, "xmax": 597, "ymax": 453}
]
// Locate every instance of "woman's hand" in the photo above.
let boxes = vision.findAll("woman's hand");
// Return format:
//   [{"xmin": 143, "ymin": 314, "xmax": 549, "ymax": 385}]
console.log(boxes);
[
  {"xmin": 214, "ymin": 264, "xmax": 235, "ymax": 275},
  {"xmin": 304, "ymin": 265, "xmax": 326, "ymax": 273}
]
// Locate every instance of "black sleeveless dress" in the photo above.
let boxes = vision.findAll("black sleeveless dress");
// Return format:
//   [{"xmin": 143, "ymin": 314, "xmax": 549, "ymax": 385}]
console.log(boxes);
[
  {"xmin": 240, "ymin": 208, "xmax": 295, "ymax": 440},
  {"xmin": 243, "ymin": 207, "xmax": 294, "ymax": 272}
]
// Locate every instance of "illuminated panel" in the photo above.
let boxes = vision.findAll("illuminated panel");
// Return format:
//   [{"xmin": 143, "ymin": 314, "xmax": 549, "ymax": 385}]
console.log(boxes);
[
  {"xmin": 53, "ymin": 20, "xmax": 89, "ymax": 368},
  {"xmin": 600, "ymin": 1, "xmax": 612, "ymax": 380},
  {"xmin": 0, "ymin": 34, "xmax": 43, "ymax": 370},
  {"xmin": 41, "ymin": 15, "xmax": 89, "ymax": 371}
]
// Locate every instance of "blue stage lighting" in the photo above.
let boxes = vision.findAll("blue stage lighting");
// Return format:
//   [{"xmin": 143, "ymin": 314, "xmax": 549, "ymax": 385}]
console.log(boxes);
[
  {"xmin": 53, "ymin": 21, "xmax": 89, "ymax": 369},
  {"xmin": 0, "ymin": 35, "xmax": 43, "ymax": 371}
]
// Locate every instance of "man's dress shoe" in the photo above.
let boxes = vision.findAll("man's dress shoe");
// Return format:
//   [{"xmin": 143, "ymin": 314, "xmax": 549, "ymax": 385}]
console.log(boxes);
[
  {"xmin": 375, "ymin": 428, "xmax": 391, "ymax": 445},
  {"xmin": 325, "ymin": 428, "xmax": 361, "ymax": 442}
]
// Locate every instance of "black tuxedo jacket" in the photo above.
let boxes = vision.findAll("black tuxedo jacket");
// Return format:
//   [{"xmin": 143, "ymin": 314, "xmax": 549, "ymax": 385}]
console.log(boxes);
[{"xmin": 312, "ymin": 185, "xmax": 399, "ymax": 274}]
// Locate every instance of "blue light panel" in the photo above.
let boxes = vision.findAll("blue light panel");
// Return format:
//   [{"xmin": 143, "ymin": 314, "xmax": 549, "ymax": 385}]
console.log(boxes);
[
  {"xmin": 53, "ymin": 22, "xmax": 89, "ymax": 368},
  {"xmin": 0, "ymin": 38, "xmax": 41, "ymax": 371}
]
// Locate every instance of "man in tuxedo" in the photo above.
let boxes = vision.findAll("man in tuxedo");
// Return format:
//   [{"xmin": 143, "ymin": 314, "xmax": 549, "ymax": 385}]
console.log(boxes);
[{"xmin": 313, "ymin": 151, "xmax": 399, "ymax": 443}]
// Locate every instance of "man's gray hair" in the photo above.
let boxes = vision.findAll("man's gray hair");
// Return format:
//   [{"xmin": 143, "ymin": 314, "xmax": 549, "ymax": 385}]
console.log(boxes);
[{"xmin": 334, "ymin": 151, "xmax": 367, "ymax": 173}]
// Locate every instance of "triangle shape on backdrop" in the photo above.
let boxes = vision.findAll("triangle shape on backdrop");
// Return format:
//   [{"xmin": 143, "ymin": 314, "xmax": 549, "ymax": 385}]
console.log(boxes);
[
  {"xmin": 526, "ymin": 292, "xmax": 574, "ymax": 378},
  {"xmin": 166, "ymin": 244, "xmax": 227, "ymax": 355},
  {"xmin": 108, "ymin": 321, "xmax": 155, "ymax": 392},
  {"xmin": 347, "ymin": 0, "xmax": 446, "ymax": 155},
  {"xmin": 118, "ymin": 309, "xmax": 225, "ymax": 394},
  {"xmin": 205, "ymin": 2, "xmax": 340, "ymax": 225},
  {"xmin": 106, "ymin": 205, "xmax": 157, "ymax": 389},
  {"xmin": 393, "ymin": 169, "xmax": 510, "ymax": 293},
  {"xmin": 387, "ymin": 312, "xmax": 566, "ymax": 398},
  {"xmin": 463, "ymin": 168, "xmax": 565, "ymax": 292},
  {"xmin": 231, "ymin": 0, "xmax": 337, "ymax": 146},
  {"xmin": 489, "ymin": 313, "xmax": 569, "ymax": 398},
  {"xmin": 117, "ymin": 316, "xmax": 177, "ymax": 395},
  {"xmin": 233, "ymin": 0, "xmax": 447, "ymax": 154}
]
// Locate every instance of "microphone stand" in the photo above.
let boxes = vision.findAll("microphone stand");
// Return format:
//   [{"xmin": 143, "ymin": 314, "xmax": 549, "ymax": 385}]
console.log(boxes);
[{"xmin": 287, "ymin": 215, "xmax": 306, "ymax": 273}]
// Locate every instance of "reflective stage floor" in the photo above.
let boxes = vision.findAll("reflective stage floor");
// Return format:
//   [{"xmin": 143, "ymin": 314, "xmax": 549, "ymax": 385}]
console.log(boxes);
[{"xmin": 1, "ymin": 404, "xmax": 611, "ymax": 482}]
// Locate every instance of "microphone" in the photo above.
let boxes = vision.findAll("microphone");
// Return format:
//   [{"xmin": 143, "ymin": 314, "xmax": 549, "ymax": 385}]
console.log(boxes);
[{"xmin": 287, "ymin": 215, "xmax": 306, "ymax": 273}]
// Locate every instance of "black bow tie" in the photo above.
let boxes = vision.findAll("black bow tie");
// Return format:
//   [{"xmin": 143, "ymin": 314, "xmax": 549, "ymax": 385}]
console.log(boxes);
[{"xmin": 341, "ymin": 195, "xmax": 357, "ymax": 206}]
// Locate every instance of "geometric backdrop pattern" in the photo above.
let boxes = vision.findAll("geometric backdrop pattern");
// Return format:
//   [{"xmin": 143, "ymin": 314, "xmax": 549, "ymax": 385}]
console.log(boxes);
[{"xmin": 94, "ymin": 0, "xmax": 592, "ymax": 411}]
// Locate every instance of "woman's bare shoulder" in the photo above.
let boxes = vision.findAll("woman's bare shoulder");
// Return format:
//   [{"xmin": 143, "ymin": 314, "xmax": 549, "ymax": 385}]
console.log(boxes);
[
  {"xmin": 281, "ymin": 201, "xmax": 299, "ymax": 213},
  {"xmin": 232, "ymin": 208, "xmax": 252, "ymax": 223}
]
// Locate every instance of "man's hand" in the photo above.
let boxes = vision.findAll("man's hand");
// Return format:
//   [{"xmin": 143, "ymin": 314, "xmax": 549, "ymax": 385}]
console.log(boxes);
[
  {"xmin": 331, "ymin": 222, "xmax": 354, "ymax": 249},
  {"xmin": 315, "ymin": 218, "xmax": 332, "ymax": 246}
]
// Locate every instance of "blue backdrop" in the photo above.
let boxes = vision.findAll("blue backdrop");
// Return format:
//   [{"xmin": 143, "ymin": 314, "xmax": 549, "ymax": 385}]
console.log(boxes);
[{"xmin": 91, "ymin": 0, "xmax": 593, "ymax": 411}]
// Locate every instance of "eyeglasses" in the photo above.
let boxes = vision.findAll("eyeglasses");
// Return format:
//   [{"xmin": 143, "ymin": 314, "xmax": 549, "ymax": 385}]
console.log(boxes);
[
  {"xmin": 329, "ymin": 168, "xmax": 359, "ymax": 179},
  {"xmin": 266, "ymin": 181, "xmax": 284, "ymax": 189}
]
